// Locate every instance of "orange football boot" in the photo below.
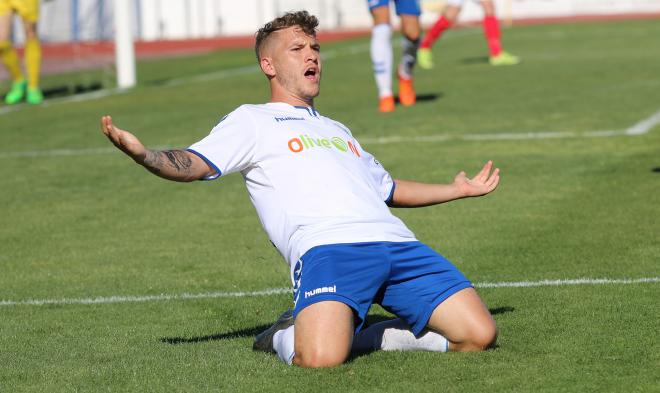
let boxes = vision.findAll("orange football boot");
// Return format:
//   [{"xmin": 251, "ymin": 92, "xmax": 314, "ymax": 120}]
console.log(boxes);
[
  {"xmin": 398, "ymin": 74, "xmax": 416, "ymax": 107},
  {"xmin": 379, "ymin": 95, "xmax": 395, "ymax": 113}
]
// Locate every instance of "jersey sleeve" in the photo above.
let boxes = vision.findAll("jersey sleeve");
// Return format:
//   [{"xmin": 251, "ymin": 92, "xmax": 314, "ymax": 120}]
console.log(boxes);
[
  {"xmin": 353, "ymin": 139, "xmax": 396, "ymax": 205},
  {"xmin": 187, "ymin": 106, "xmax": 257, "ymax": 180}
]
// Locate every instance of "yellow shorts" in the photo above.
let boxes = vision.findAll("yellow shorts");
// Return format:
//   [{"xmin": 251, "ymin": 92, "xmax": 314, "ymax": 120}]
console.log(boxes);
[{"xmin": 0, "ymin": 0, "xmax": 39, "ymax": 23}]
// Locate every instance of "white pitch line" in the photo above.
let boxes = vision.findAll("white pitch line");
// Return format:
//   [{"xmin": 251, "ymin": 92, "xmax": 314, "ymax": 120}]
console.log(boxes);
[
  {"xmin": 358, "ymin": 124, "xmax": 648, "ymax": 144},
  {"xmin": 625, "ymin": 107, "xmax": 660, "ymax": 135},
  {"xmin": 358, "ymin": 129, "xmax": 628, "ymax": 145},
  {"xmin": 1, "ymin": 109, "xmax": 656, "ymax": 159},
  {"xmin": 0, "ymin": 144, "xmax": 171, "ymax": 159},
  {"xmin": 0, "ymin": 127, "xmax": 643, "ymax": 159},
  {"xmin": 0, "ymin": 146, "xmax": 117, "ymax": 158},
  {"xmin": 1, "ymin": 277, "xmax": 657, "ymax": 307},
  {"xmin": 475, "ymin": 277, "xmax": 660, "ymax": 288},
  {"xmin": 1, "ymin": 46, "xmax": 658, "ymax": 158},
  {"xmin": 0, "ymin": 288, "xmax": 291, "ymax": 307}
]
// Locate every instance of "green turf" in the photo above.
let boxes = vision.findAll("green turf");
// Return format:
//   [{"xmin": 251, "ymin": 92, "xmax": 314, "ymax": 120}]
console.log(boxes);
[{"xmin": 1, "ymin": 19, "xmax": 659, "ymax": 392}]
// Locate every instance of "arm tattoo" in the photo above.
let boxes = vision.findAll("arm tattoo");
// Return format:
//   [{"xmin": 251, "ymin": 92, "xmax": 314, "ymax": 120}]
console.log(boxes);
[
  {"xmin": 164, "ymin": 150, "xmax": 193, "ymax": 172},
  {"xmin": 143, "ymin": 150, "xmax": 164, "ymax": 173},
  {"xmin": 143, "ymin": 149, "xmax": 193, "ymax": 176}
]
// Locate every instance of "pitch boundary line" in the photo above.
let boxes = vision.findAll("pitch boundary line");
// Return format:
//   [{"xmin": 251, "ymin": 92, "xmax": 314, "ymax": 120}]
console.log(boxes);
[
  {"xmin": 1, "ymin": 277, "xmax": 657, "ymax": 307},
  {"xmin": 1, "ymin": 107, "xmax": 659, "ymax": 159},
  {"xmin": 361, "ymin": 107, "xmax": 660, "ymax": 144}
]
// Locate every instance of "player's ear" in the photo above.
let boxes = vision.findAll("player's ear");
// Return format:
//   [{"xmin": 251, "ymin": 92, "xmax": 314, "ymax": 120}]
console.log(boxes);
[{"xmin": 260, "ymin": 57, "xmax": 276, "ymax": 78}]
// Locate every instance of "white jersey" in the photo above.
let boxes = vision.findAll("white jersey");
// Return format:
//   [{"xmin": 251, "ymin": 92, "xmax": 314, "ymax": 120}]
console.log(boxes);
[{"xmin": 188, "ymin": 102, "xmax": 416, "ymax": 266}]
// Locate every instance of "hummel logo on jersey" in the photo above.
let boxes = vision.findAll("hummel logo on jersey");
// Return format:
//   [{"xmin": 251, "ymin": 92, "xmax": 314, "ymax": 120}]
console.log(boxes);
[
  {"xmin": 288, "ymin": 134, "xmax": 361, "ymax": 157},
  {"xmin": 275, "ymin": 116, "xmax": 305, "ymax": 122},
  {"xmin": 304, "ymin": 285, "xmax": 337, "ymax": 299}
]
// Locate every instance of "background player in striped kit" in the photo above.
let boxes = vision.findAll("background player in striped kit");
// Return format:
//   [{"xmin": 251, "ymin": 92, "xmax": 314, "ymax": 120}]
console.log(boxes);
[{"xmin": 367, "ymin": 0, "xmax": 422, "ymax": 112}]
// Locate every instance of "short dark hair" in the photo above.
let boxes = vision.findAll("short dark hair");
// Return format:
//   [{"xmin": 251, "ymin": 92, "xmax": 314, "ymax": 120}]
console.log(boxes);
[{"xmin": 254, "ymin": 11, "xmax": 319, "ymax": 60}]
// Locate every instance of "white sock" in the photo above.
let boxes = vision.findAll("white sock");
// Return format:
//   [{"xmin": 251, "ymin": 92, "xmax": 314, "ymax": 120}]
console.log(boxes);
[
  {"xmin": 370, "ymin": 23, "xmax": 393, "ymax": 98},
  {"xmin": 273, "ymin": 325, "xmax": 295, "ymax": 365},
  {"xmin": 399, "ymin": 36, "xmax": 420, "ymax": 79},
  {"xmin": 352, "ymin": 319, "xmax": 448, "ymax": 352}
]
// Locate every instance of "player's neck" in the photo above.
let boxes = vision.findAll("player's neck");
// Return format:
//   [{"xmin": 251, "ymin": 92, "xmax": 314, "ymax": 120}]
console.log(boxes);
[
  {"xmin": 269, "ymin": 95, "xmax": 314, "ymax": 108},
  {"xmin": 269, "ymin": 86, "xmax": 314, "ymax": 108}
]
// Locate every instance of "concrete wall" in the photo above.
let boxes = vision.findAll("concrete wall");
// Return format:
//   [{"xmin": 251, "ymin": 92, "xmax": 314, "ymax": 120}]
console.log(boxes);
[{"xmin": 9, "ymin": 0, "xmax": 660, "ymax": 43}]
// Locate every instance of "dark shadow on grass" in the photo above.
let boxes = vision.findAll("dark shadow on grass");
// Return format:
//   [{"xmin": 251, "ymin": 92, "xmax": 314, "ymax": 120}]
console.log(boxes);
[
  {"xmin": 394, "ymin": 93, "xmax": 442, "ymax": 105},
  {"xmin": 163, "ymin": 307, "xmax": 514, "ymax": 347},
  {"xmin": 160, "ymin": 324, "xmax": 271, "ymax": 345},
  {"xmin": 42, "ymin": 82, "xmax": 103, "ymax": 99},
  {"xmin": 652, "ymin": 167, "xmax": 660, "ymax": 173},
  {"xmin": 490, "ymin": 306, "xmax": 515, "ymax": 315},
  {"xmin": 161, "ymin": 314, "xmax": 403, "ymax": 346},
  {"xmin": 144, "ymin": 78, "xmax": 171, "ymax": 86},
  {"xmin": 459, "ymin": 56, "xmax": 490, "ymax": 65}
]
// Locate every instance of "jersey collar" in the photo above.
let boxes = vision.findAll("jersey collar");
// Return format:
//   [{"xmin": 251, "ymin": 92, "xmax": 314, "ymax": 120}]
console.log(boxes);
[
  {"xmin": 293, "ymin": 105, "xmax": 319, "ymax": 118},
  {"xmin": 266, "ymin": 102, "xmax": 319, "ymax": 118}
]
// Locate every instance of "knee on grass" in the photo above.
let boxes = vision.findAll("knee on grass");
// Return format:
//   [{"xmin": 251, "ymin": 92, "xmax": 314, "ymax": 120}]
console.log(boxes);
[
  {"xmin": 453, "ymin": 323, "xmax": 498, "ymax": 352},
  {"xmin": 293, "ymin": 347, "xmax": 349, "ymax": 368}
]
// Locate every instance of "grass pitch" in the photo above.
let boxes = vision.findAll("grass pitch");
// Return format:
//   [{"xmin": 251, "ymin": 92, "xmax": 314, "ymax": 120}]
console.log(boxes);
[{"xmin": 1, "ymin": 19, "xmax": 659, "ymax": 392}]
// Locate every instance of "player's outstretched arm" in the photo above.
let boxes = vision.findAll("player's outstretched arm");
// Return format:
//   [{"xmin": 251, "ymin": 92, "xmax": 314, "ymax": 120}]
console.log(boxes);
[
  {"xmin": 100, "ymin": 115, "xmax": 215, "ymax": 182},
  {"xmin": 391, "ymin": 161, "xmax": 500, "ymax": 207}
]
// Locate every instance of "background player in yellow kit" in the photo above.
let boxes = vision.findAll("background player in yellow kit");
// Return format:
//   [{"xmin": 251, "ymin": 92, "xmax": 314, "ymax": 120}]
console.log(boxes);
[{"xmin": 0, "ymin": 0, "xmax": 43, "ymax": 104}]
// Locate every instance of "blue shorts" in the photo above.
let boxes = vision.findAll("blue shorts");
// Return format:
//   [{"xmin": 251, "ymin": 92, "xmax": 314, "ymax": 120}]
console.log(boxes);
[
  {"xmin": 292, "ymin": 241, "xmax": 472, "ymax": 336},
  {"xmin": 367, "ymin": 0, "xmax": 421, "ymax": 16}
]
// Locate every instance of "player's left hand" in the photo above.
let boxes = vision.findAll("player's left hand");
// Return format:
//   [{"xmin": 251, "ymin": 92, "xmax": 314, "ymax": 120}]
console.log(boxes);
[{"xmin": 454, "ymin": 160, "xmax": 500, "ymax": 197}]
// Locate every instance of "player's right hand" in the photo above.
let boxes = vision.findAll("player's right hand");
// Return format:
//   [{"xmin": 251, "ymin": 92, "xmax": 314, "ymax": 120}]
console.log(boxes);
[{"xmin": 100, "ymin": 115, "xmax": 147, "ymax": 163}]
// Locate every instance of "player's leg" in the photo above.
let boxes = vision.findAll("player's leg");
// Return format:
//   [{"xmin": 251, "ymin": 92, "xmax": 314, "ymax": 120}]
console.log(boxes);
[
  {"xmin": 23, "ymin": 21, "xmax": 42, "ymax": 103},
  {"xmin": 397, "ymin": 14, "xmax": 419, "ymax": 106},
  {"xmin": 363, "ymin": 241, "xmax": 492, "ymax": 353},
  {"xmin": 394, "ymin": 0, "xmax": 421, "ymax": 106},
  {"xmin": 426, "ymin": 287, "xmax": 497, "ymax": 351},
  {"xmin": 353, "ymin": 317, "xmax": 449, "ymax": 353},
  {"xmin": 481, "ymin": 0, "xmax": 519, "ymax": 66},
  {"xmin": 18, "ymin": 0, "xmax": 42, "ymax": 103},
  {"xmin": 292, "ymin": 300, "xmax": 355, "ymax": 367},
  {"xmin": 260, "ymin": 301, "xmax": 354, "ymax": 367},
  {"xmin": 417, "ymin": 2, "xmax": 462, "ymax": 69},
  {"xmin": 481, "ymin": 0, "xmax": 501, "ymax": 57},
  {"xmin": 256, "ymin": 243, "xmax": 389, "ymax": 367},
  {"xmin": 0, "ymin": 8, "xmax": 26, "ymax": 104},
  {"xmin": 420, "ymin": 4, "xmax": 461, "ymax": 49},
  {"xmin": 355, "ymin": 288, "xmax": 495, "ymax": 353},
  {"xmin": 399, "ymin": 14, "xmax": 421, "ymax": 65},
  {"xmin": 253, "ymin": 308, "xmax": 295, "ymax": 362},
  {"xmin": 368, "ymin": 2, "xmax": 395, "ymax": 112},
  {"xmin": 355, "ymin": 295, "xmax": 494, "ymax": 354}
]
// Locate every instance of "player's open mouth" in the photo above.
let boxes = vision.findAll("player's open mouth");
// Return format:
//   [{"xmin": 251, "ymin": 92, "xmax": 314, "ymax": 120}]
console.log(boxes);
[{"xmin": 304, "ymin": 67, "xmax": 319, "ymax": 82}]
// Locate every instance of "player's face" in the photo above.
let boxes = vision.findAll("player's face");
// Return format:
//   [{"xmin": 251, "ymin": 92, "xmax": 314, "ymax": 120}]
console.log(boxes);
[{"xmin": 270, "ymin": 27, "xmax": 322, "ymax": 103}]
